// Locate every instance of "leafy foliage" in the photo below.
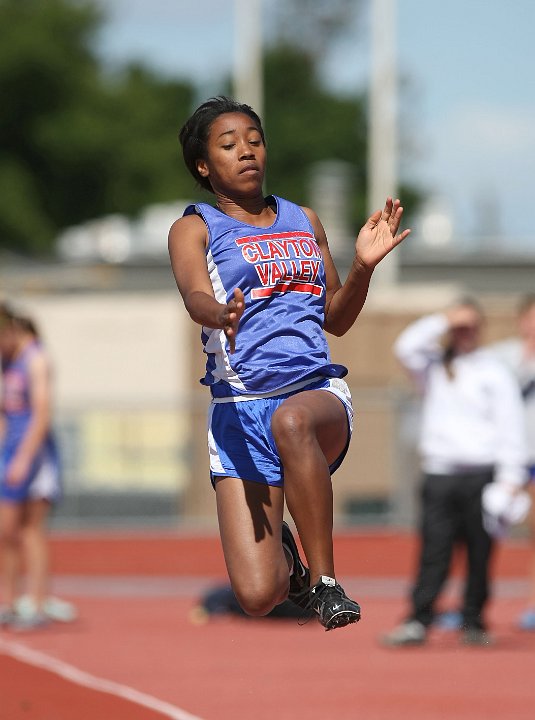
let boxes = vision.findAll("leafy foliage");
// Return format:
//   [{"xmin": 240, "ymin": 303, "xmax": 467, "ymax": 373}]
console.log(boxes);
[
  {"xmin": 0, "ymin": 0, "xmax": 194, "ymax": 254},
  {"xmin": 0, "ymin": 0, "xmax": 419, "ymax": 256},
  {"xmin": 263, "ymin": 44, "xmax": 368, "ymax": 231}
]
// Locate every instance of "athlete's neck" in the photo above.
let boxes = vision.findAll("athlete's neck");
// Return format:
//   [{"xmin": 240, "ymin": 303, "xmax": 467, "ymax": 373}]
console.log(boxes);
[{"xmin": 215, "ymin": 195, "xmax": 276, "ymax": 228}]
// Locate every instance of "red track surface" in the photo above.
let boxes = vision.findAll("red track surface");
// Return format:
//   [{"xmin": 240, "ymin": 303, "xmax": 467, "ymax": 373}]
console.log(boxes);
[{"xmin": 1, "ymin": 530, "xmax": 534, "ymax": 720}]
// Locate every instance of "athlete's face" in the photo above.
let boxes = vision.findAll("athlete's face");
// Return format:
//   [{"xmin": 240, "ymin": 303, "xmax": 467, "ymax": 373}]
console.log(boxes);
[{"xmin": 197, "ymin": 112, "xmax": 266, "ymax": 197}]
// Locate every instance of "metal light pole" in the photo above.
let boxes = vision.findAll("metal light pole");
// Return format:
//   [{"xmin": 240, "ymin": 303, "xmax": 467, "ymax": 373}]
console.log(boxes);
[
  {"xmin": 368, "ymin": 0, "xmax": 398, "ymax": 288},
  {"xmin": 233, "ymin": 0, "xmax": 263, "ymax": 119}
]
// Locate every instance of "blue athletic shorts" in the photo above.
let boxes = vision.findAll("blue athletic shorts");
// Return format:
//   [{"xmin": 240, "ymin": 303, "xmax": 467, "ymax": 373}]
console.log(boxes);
[
  {"xmin": 0, "ymin": 443, "xmax": 62, "ymax": 504},
  {"xmin": 207, "ymin": 377, "xmax": 354, "ymax": 487},
  {"xmin": 528, "ymin": 464, "xmax": 535, "ymax": 484}
]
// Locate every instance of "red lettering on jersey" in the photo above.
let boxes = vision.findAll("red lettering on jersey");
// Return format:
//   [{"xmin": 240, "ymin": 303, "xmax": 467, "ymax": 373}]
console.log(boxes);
[
  {"xmin": 240, "ymin": 242, "xmax": 261, "ymax": 263},
  {"xmin": 266, "ymin": 241, "xmax": 287, "ymax": 259},
  {"xmin": 236, "ymin": 231, "xmax": 323, "ymax": 300},
  {"xmin": 270, "ymin": 262, "xmax": 285, "ymax": 284},
  {"xmin": 256, "ymin": 263, "xmax": 270, "ymax": 285},
  {"xmin": 300, "ymin": 259, "xmax": 313, "ymax": 278},
  {"xmin": 299, "ymin": 238, "xmax": 321, "ymax": 258}
]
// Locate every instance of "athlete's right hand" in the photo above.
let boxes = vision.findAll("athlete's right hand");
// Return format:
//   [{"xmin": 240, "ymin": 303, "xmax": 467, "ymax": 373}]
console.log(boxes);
[
  {"xmin": 5, "ymin": 453, "xmax": 31, "ymax": 487},
  {"xmin": 220, "ymin": 288, "xmax": 244, "ymax": 354}
]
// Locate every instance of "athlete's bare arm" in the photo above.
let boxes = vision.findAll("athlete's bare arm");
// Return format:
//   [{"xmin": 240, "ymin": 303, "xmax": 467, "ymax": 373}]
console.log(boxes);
[
  {"xmin": 303, "ymin": 199, "xmax": 410, "ymax": 336},
  {"xmin": 168, "ymin": 214, "xmax": 244, "ymax": 353},
  {"xmin": 5, "ymin": 350, "xmax": 51, "ymax": 486}
]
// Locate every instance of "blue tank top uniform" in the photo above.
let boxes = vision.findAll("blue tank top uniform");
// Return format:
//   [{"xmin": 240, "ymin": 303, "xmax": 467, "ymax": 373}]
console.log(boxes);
[
  {"xmin": 1, "ymin": 342, "xmax": 61, "ymax": 502},
  {"xmin": 183, "ymin": 195, "xmax": 354, "ymax": 486}
]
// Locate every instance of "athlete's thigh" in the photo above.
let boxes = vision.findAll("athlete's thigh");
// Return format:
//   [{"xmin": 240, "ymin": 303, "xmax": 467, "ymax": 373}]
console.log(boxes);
[
  {"xmin": 275, "ymin": 389, "xmax": 349, "ymax": 467},
  {"xmin": 22, "ymin": 498, "xmax": 50, "ymax": 531},
  {"xmin": 0, "ymin": 501, "xmax": 24, "ymax": 539},
  {"xmin": 215, "ymin": 477, "xmax": 285, "ymax": 582}
]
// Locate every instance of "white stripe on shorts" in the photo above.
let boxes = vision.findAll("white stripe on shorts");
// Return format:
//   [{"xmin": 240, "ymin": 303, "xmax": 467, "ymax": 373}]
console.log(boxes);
[
  {"xmin": 211, "ymin": 376, "xmax": 323, "ymax": 403},
  {"xmin": 28, "ymin": 460, "xmax": 61, "ymax": 502}
]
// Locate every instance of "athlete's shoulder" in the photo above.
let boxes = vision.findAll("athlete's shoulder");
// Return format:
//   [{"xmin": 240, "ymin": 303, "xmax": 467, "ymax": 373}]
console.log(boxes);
[
  {"xmin": 299, "ymin": 205, "xmax": 320, "ymax": 223},
  {"xmin": 297, "ymin": 206, "xmax": 326, "ymax": 243},
  {"xmin": 271, "ymin": 195, "xmax": 313, "ymax": 216},
  {"xmin": 168, "ymin": 212, "xmax": 207, "ymax": 247}
]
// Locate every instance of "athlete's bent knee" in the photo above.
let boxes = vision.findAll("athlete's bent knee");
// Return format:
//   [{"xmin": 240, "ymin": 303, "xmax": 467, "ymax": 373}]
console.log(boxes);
[
  {"xmin": 233, "ymin": 577, "xmax": 289, "ymax": 617},
  {"xmin": 271, "ymin": 405, "xmax": 313, "ymax": 450}
]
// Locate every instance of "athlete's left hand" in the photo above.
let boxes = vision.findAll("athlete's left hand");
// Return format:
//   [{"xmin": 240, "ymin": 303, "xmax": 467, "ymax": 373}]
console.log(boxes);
[
  {"xmin": 355, "ymin": 198, "xmax": 411, "ymax": 270},
  {"xmin": 5, "ymin": 454, "xmax": 31, "ymax": 486}
]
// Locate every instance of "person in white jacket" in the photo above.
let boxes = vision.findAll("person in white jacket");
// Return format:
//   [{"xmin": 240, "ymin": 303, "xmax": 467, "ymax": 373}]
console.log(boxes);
[{"xmin": 382, "ymin": 298, "xmax": 527, "ymax": 647}]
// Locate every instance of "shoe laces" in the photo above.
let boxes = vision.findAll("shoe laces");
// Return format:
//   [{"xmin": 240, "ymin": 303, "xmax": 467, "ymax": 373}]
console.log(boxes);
[{"xmin": 296, "ymin": 578, "xmax": 342, "ymax": 626}]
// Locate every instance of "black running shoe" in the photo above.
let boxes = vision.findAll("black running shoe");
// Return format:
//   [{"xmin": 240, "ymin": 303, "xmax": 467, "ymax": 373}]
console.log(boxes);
[
  {"xmin": 303, "ymin": 575, "xmax": 361, "ymax": 631},
  {"xmin": 282, "ymin": 521, "xmax": 310, "ymax": 608}
]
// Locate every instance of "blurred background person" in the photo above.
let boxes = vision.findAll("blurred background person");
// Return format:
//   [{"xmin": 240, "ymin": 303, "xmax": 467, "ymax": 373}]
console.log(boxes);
[
  {"xmin": 490, "ymin": 294, "xmax": 535, "ymax": 630},
  {"xmin": 381, "ymin": 298, "xmax": 527, "ymax": 647},
  {"xmin": 0, "ymin": 302, "xmax": 68, "ymax": 630}
]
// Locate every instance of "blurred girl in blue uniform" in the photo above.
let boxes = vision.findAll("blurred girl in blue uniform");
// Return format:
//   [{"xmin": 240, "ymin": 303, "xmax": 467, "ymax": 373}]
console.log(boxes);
[{"xmin": 0, "ymin": 303, "xmax": 61, "ymax": 629}]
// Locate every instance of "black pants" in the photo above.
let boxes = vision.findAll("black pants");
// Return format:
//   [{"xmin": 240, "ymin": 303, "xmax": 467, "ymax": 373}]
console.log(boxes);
[{"xmin": 410, "ymin": 470, "xmax": 494, "ymax": 630}]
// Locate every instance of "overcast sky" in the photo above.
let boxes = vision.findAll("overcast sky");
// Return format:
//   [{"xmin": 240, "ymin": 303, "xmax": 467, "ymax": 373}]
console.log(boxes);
[{"xmin": 95, "ymin": 0, "xmax": 535, "ymax": 250}]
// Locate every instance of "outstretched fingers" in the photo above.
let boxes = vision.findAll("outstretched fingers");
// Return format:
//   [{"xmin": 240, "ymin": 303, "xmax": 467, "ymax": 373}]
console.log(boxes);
[
  {"xmin": 384, "ymin": 199, "xmax": 411, "ymax": 243},
  {"xmin": 389, "ymin": 201, "xmax": 404, "ymax": 236},
  {"xmin": 357, "ymin": 198, "xmax": 411, "ymax": 268},
  {"xmin": 391, "ymin": 225, "xmax": 411, "ymax": 249},
  {"xmin": 380, "ymin": 197, "xmax": 394, "ymax": 223}
]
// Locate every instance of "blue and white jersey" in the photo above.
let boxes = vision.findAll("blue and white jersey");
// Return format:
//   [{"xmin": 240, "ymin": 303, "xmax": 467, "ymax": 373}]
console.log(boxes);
[
  {"xmin": 183, "ymin": 195, "xmax": 347, "ymax": 397},
  {"xmin": 1, "ymin": 342, "xmax": 61, "ymax": 502},
  {"xmin": 2, "ymin": 342, "xmax": 41, "ymax": 451}
]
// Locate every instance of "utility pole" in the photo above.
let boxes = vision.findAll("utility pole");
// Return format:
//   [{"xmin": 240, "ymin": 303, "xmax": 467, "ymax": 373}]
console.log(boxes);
[
  {"xmin": 233, "ymin": 0, "xmax": 263, "ymax": 119},
  {"xmin": 368, "ymin": 0, "xmax": 398, "ymax": 288}
]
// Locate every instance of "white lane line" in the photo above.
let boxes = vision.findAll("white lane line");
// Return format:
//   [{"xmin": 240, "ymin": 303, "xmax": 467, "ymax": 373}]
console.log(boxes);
[{"xmin": 0, "ymin": 638, "xmax": 205, "ymax": 720}]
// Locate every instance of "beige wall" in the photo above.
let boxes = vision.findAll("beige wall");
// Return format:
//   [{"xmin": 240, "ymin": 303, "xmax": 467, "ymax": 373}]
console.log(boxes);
[{"xmin": 20, "ymin": 293, "xmax": 186, "ymax": 408}]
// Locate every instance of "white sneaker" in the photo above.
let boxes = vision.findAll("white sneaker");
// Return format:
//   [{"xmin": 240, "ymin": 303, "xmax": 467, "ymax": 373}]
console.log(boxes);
[
  {"xmin": 381, "ymin": 620, "xmax": 426, "ymax": 646},
  {"xmin": 15, "ymin": 595, "xmax": 78, "ymax": 623}
]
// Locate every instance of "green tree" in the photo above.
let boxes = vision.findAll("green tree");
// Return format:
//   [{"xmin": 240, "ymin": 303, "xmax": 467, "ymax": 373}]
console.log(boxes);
[
  {"xmin": 261, "ymin": 0, "xmax": 421, "ymax": 235},
  {"xmin": 263, "ymin": 44, "xmax": 368, "ymax": 231},
  {"xmin": 0, "ymin": 0, "xmax": 194, "ymax": 255},
  {"xmin": 0, "ymin": 0, "xmax": 102, "ymax": 252},
  {"xmin": 260, "ymin": 38, "xmax": 421, "ymax": 237}
]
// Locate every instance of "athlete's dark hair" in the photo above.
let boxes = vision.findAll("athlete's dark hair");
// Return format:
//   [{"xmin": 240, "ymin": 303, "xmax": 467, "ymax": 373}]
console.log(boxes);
[
  {"xmin": 179, "ymin": 96, "xmax": 265, "ymax": 193},
  {"xmin": 0, "ymin": 301, "xmax": 39, "ymax": 338}
]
